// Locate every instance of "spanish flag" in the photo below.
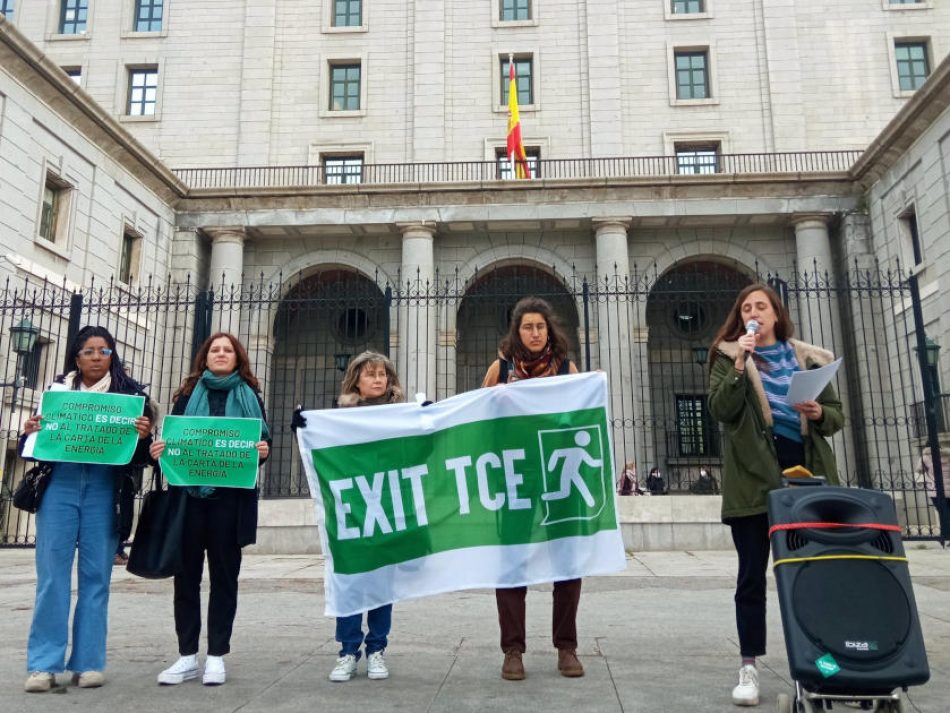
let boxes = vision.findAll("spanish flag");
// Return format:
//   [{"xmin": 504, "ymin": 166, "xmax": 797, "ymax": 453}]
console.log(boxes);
[{"xmin": 506, "ymin": 56, "xmax": 531, "ymax": 180}]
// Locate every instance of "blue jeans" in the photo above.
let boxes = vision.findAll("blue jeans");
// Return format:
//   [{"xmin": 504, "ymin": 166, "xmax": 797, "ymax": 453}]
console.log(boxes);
[
  {"xmin": 27, "ymin": 462, "xmax": 117, "ymax": 673},
  {"xmin": 336, "ymin": 604, "xmax": 392, "ymax": 658}
]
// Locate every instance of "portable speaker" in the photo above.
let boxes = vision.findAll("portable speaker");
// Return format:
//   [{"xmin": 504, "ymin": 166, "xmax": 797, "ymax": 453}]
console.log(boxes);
[{"xmin": 768, "ymin": 486, "xmax": 930, "ymax": 693}]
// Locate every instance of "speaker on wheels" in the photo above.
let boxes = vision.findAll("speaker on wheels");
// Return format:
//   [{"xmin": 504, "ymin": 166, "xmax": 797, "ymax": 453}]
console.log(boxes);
[{"xmin": 768, "ymin": 486, "xmax": 929, "ymax": 694}]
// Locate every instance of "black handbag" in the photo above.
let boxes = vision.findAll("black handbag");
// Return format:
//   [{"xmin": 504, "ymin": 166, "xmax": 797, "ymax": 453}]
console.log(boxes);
[
  {"xmin": 12, "ymin": 463, "xmax": 53, "ymax": 513},
  {"xmin": 126, "ymin": 474, "xmax": 187, "ymax": 579}
]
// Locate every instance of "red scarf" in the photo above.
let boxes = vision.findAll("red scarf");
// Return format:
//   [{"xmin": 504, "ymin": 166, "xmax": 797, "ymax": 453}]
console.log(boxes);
[{"xmin": 512, "ymin": 344, "xmax": 562, "ymax": 381}]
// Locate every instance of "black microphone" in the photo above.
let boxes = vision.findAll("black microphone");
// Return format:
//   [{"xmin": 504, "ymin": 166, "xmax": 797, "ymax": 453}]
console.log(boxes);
[{"xmin": 744, "ymin": 319, "xmax": 759, "ymax": 355}]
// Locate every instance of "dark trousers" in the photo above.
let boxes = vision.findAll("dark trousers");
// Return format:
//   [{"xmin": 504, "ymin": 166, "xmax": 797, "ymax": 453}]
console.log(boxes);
[
  {"xmin": 728, "ymin": 512, "xmax": 770, "ymax": 657},
  {"xmin": 173, "ymin": 491, "xmax": 242, "ymax": 656},
  {"xmin": 496, "ymin": 579, "xmax": 582, "ymax": 653},
  {"xmin": 116, "ymin": 475, "xmax": 137, "ymax": 554},
  {"xmin": 727, "ymin": 434, "xmax": 804, "ymax": 658}
]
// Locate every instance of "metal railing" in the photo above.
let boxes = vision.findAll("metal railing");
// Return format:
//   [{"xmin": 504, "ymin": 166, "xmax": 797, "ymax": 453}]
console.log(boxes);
[
  {"xmin": 909, "ymin": 394, "xmax": 950, "ymax": 438},
  {"xmin": 172, "ymin": 151, "xmax": 862, "ymax": 190},
  {"xmin": 1, "ymin": 261, "xmax": 946, "ymax": 544}
]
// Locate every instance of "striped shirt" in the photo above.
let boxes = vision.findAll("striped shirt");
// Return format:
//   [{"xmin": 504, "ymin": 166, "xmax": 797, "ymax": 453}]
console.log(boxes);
[{"xmin": 756, "ymin": 341, "xmax": 802, "ymax": 442}]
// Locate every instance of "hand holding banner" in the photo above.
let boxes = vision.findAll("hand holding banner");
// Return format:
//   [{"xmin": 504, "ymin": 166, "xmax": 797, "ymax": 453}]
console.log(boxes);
[
  {"xmin": 296, "ymin": 371, "xmax": 626, "ymax": 616},
  {"xmin": 23, "ymin": 390, "xmax": 146, "ymax": 465},
  {"xmin": 159, "ymin": 416, "xmax": 262, "ymax": 489}
]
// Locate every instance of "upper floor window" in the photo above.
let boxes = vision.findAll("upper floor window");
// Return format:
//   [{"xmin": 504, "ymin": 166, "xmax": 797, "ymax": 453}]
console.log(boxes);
[
  {"xmin": 501, "ymin": 56, "xmax": 533, "ymax": 105},
  {"xmin": 323, "ymin": 155, "xmax": 363, "ymax": 184},
  {"xmin": 0, "ymin": 1, "xmax": 14, "ymax": 22},
  {"xmin": 500, "ymin": 0, "xmax": 530, "ymax": 21},
  {"xmin": 118, "ymin": 226, "xmax": 143, "ymax": 285},
  {"xmin": 134, "ymin": 0, "xmax": 163, "ymax": 32},
  {"xmin": 674, "ymin": 50, "xmax": 709, "ymax": 99},
  {"xmin": 496, "ymin": 147, "xmax": 541, "ymax": 179},
  {"xmin": 333, "ymin": 0, "xmax": 361, "ymax": 27},
  {"xmin": 39, "ymin": 173, "xmax": 72, "ymax": 245},
  {"xmin": 895, "ymin": 41, "xmax": 930, "ymax": 91},
  {"xmin": 127, "ymin": 67, "xmax": 158, "ymax": 116},
  {"xmin": 63, "ymin": 67, "xmax": 82, "ymax": 84},
  {"xmin": 899, "ymin": 207, "xmax": 923, "ymax": 267},
  {"xmin": 59, "ymin": 0, "xmax": 88, "ymax": 34},
  {"xmin": 889, "ymin": 0, "xmax": 923, "ymax": 4},
  {"xmin": 672, "ymin": 0, "xmax": 704, "ymax": 13},
  {"xmin": 329, "ymin": 63, "xmax": 361, "ymax": 111},
  {"xmin": 675, "ymin": 142, "xmax": 720, "ymax": 174}
]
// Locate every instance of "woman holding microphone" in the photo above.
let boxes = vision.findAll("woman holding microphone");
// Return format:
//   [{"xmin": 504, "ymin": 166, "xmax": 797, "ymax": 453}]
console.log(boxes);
[{"xmin": 708, "ymin": 284, "xmax": 844, "ymax": 707}]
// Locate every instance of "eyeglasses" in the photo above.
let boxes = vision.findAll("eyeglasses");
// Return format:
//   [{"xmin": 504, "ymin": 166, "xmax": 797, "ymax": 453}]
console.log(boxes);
[{"xmin": 78, "ymin": 348, "xmax": 113, "ymax": 357}]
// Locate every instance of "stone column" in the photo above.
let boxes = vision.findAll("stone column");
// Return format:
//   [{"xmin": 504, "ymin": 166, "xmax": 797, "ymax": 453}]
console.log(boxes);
[
  {"xmin": 205, "ymin": 226, "xmax": 246, "ymax": 290},
  {"xmin": 792, "ymin": 215, "xmax": 834, "ymax": 346},
  {"xmin": 398, "ymin": 221, "xmax": 437, "ymax": 401},
  {"xmin": 592, "ymin": 217, "xmax": 640, "ymax": 472}
]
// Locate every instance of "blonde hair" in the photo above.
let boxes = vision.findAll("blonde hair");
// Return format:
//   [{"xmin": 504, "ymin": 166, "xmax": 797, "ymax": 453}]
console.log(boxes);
[{"xmin": 338, "ymin": 351, "xmax": 403, "ymax": 406}]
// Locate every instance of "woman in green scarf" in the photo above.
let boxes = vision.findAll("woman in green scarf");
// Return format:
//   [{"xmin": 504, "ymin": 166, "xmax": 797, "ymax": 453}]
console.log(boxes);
[{"xmin": 149, "ymin": 333, "xmax": 271, "ymax": 687}]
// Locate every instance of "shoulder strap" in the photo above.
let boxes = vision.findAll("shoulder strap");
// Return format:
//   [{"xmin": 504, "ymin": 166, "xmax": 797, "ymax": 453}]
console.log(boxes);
[
  {"xmin": 557, "ymin": 359, "xmax": 572, "ymax": 375},
  {"xmin": 498, "ymin": 359, "xmax": 510, "ymax": 384}
]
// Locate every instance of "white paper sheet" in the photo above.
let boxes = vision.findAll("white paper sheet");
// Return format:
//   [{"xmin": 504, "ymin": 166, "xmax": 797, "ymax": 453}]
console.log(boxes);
[{"xmin": 784, "ymin": 358, "xmax": 842, "ymax": 404}]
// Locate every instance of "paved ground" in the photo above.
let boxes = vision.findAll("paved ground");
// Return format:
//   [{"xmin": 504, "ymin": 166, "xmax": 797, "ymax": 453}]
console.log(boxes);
[{"xmin": 0, "ymin": 547, "xmax": 947, "ymax": 713}]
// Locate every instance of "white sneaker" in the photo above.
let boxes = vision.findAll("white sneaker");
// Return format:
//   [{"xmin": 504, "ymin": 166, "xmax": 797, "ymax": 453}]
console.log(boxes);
[
  {"xmin": 329, "ymin": 654, "xmax": 358, "ymax": 682},
  {"xmin": 24, "ymin": 672, "xmax": 55, "ymax": 693},
  {"xmin": 732, "ymin": 664, "xmax": 760, "ymax": 706},
  {"xmin": 367, "ymin": 651, "xmax": 389, "ymax": 680},
  {"xmin": 157, "ymin": 655, "xmax": 199, "ymax": 685},
  {"xmin": 203, "ymin": 655, "xmax": 226, "ymax": 686}
]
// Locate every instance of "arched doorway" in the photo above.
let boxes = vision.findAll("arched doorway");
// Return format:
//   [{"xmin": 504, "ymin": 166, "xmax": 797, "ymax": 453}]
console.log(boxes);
[
  {"xmin": 266, "ymin": 268, "xmax": 389, "ymax": 496},
  {"xmin": 455, "ymin": 264, "xmax": 579, "ymax": 393},
  {"xmin": 644, "ymin": 260, "xmax": 752, "ymax": 491}
]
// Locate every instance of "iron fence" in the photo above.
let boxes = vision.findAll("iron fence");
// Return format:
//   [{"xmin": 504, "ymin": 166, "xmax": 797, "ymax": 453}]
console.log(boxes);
[
  {"xmin": 1, "ymin": 261, "xmax": 945, "ymax": 545},
  {"xmin": 172, "ymin": 151, "xmax": 862, "ymax": 190}
]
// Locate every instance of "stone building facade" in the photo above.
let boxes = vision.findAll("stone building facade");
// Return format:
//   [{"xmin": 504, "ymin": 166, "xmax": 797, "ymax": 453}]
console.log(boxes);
[{"xmin": 2, "ymin": 6, "xmax": 949, "ymax": 547}]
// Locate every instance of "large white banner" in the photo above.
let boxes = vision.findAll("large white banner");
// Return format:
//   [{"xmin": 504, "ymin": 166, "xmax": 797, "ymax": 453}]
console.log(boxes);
[{"xmin": 296, "ymin": 372, "xmax": 627, "ymax": 616}]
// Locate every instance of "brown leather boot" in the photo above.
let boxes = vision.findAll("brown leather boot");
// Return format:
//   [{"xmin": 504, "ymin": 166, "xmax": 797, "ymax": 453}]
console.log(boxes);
[
  {"xmin": 501, "ymin": 650, "xmax": 525, "ymax": 680},
  {"xmin": 557, "ymin": 649, "xmax": 584, "ymax": 677}
]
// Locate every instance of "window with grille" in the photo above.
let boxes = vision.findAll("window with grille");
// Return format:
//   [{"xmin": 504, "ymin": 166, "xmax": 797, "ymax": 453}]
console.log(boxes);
[
  {"xmin": 495, "ymin": 147, "xmax": 541, "ymax": 179},
  {"xmin": 672, "ymin": 0, "xmax": 704, "ymax": 13},
  {"xmin": 500, "ymin": 0, "xmax": 530, "ymax": 21},
  {"xmin": 675, "ymin": 50, "xmax": 709, "ymax": 99},
  {"xmin": 333, "ymin": 0, "xmax": 361, "ymax": 27},
  {"xmin": 134, "ymin": 0, "xmax": 163, "ymax": 32},
  {"xmin": 675, "ymin": 142, "xmax": 721, "ymax": 174},
  {"xmin": 501, "ymin": 56, "xmax": 533, "ymax": 105},
  {"xmin": 59, "ymin": 0, "xmax": 88, "ymax": 34},
  {"xmin": 895, "ymin": 41, "xmax": 930, "ymax": 91},
  {"xmin": 127, "ymin": 67, "xmax": 159, "ymax": 116},
  {"xmin": 324, "ymin": 155, "xmax": 363, "ymax": 184},
  {"xmin": 675, "ymin": 394, "xmax": 717, "ymax": 457},
  {"xmin": 330, "ymin": 64, "xmax": 361, "ymax": 111}
]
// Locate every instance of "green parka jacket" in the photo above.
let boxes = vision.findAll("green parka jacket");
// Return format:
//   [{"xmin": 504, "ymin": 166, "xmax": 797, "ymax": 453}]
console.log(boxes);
[{"xmin": 708, "ymin": 339, "xmax": 845, "ymax": 521}]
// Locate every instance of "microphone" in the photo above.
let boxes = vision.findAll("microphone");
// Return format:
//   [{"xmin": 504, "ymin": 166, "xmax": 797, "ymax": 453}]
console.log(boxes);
[{"xmin": 744, "ymin": 319, "xmax": 759, "ymax": 355}]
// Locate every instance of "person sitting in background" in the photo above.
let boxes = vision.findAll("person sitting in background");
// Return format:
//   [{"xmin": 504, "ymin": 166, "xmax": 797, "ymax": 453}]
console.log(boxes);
[
  {"xmin": 915, "ymin": 446, "xmax": 950, "ymax": 513},
  {"xmin": 617, "ymin": 462, "xmax": 643, "ymax": 496},
  {"xmin": 646, "ymin": 466, "xmax": 667, "ymax": 495},
  {"xmin": 689, "ymin": 467, "xmax": 720, "ymax": 495}
]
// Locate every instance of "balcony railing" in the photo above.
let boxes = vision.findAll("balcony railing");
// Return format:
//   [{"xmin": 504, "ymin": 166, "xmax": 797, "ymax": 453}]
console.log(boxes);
[{"xmin": 172, "ymin": 151, "xmax": 862, "ymax": 190}]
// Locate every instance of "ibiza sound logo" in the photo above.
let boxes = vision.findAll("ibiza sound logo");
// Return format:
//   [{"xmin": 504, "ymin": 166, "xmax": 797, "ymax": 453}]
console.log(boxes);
[{"xmin": 844, "ymin": 640, "xmax": 879, "ymax": 652}]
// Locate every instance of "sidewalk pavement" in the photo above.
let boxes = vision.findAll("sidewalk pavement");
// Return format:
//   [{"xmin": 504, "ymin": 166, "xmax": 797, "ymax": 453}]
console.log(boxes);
[{"xmin": 1, "ymin": 547, "xmax": 948, "ymax": 713}]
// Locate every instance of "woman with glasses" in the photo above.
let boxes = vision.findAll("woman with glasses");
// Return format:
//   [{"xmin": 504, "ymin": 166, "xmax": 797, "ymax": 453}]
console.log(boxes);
[{"xmin": 19, "ymin": 326, "xmax": 154, "ymax": 692}]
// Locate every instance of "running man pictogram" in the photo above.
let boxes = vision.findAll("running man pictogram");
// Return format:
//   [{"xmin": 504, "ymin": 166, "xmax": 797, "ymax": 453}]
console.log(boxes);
[{"xmin": 541, "ymin": 430, "xmax": 601, "ymax": 507}]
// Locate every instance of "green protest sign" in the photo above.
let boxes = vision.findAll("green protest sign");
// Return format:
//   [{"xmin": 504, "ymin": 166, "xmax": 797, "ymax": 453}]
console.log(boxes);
[
  {"xmin": 311, "ymin": 406, "xmax": 615, "ymax": 575},
  {"xmin": 159, "ymin": 416, "xmax": 262, "ymax": 489},
  {"xmin": 30, "ymin": 391, "xmax": 145, "ymax": 465}
]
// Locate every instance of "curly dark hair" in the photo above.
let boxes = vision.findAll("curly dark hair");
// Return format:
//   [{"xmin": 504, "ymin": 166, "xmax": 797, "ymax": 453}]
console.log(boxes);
[
  {"xmin": 66, "ymin": 325, "xmax": 154, "ymax": 419},
  {"xmin": 499, "ymin": 296, "xmax": 572, "ymax": 362}
]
